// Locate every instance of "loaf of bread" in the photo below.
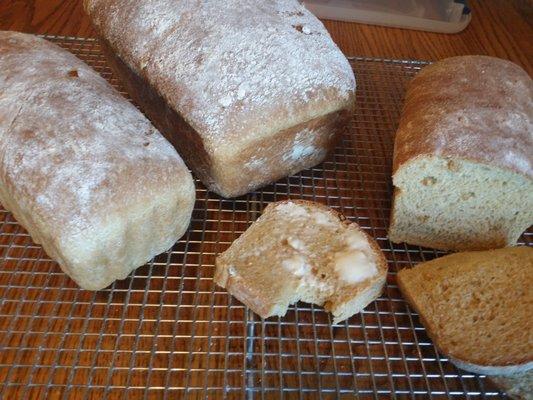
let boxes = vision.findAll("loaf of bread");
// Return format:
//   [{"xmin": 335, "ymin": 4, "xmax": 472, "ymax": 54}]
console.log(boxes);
[
  {"xmin": 397, "ymin": 246, "xmax": 533, "ymax": 376},
  {"xmin": 83, "ymin": 0, "xmax": 356, "ymax": 198},
  {"xmin": 0, "ymin": 32, "xmax": 196, "ymax": 290},
  {"xmin": 215, "ymin": 200, "xmax": 388, "ymax": 324},
  {"xmin": 389, "ymin": 56, "xmax": 533, "ymax": 251}
]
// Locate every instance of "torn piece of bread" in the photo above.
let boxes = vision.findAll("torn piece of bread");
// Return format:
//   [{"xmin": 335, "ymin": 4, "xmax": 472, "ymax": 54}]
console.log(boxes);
[
  {"xmin": 215, "ymin": 200, "xmax": 388, "ymax": 324},
  {"xmin": 397, "ymin": 246, "xmax": 533, "ymax": 376},
  {"xmin": 389, "ymin": 56, "xmax": 533, "ymax": 251}
]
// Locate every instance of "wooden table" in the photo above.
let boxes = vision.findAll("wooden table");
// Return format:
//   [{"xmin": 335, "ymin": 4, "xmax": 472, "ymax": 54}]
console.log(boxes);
[{"xmin": 1, "ymin": 0, "xmax": 532, "ymax": 73}]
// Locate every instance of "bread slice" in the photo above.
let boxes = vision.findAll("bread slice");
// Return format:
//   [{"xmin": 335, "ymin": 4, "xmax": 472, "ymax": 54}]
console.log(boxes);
[
  {"xmin": 397, "ymin": 246, "xmax": 533, "ymax": 376},
  {"xmin": 389, "ymin": 56, "xmax": 533, "ymax": 251},
  {"xmin": 215, "ymin": 200, "xmax": 388, "ymax": 324}
]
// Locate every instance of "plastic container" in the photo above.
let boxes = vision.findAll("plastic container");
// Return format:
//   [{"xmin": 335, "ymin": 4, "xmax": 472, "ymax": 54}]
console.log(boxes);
[{"xmin": 303, "ymin": 0, "xmax": 472, "ymax": 33}]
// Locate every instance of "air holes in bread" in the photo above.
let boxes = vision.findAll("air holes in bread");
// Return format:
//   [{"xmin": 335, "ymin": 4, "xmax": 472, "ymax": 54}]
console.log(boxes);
[
  {"xmin": 421, "ymin": 176, "xmax": 437, "ymax": 186},
  {"xmin": 446, "ymin": 160, "xmax": 460, "ymax": 172},
  {"xmin": 418, "ymin": 215, "xmax": 430, "ymax": 223},
  {"xmin": 461, "ymin": 192, "xmax": 476, "ymax": 200}
]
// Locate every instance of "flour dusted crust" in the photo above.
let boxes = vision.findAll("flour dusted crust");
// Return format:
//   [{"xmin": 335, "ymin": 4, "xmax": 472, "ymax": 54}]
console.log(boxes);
[
  {"xmin": 0, "ymin": 32, "xmax": 196, "ymax": 290},
  {"xmin": 84, "ymin": 0, "xmax": 356, "ymax": 197},
  {"xmin": 393, "ymin": 56, "xmax": 533, "ymax": 177}
]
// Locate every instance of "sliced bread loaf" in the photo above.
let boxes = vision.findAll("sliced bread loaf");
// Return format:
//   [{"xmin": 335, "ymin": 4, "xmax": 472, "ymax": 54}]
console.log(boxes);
[
  {"xmin": 389, "ymin": 56, "xmax": 533, "ymax": 251},
  {"xmin": 397, "ymin": 246, "xmax": 533, "ymax": 376},
  {"xmin": 215, "ymin": 200, "xmax": 388, "ymax": 324}
]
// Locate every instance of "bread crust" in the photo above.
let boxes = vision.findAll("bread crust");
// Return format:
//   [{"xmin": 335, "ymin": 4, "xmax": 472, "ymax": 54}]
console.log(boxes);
[
  {"xmin": 85, "ymin": 0, "xmax": 356, "ymax": 197},
  {"xmin": 0, "ymin": 32, "xmax": 195, "ymax": 290},
  {"xmin": 100, "ymin": 37, "xmax": 351, "ymax": 197},
  {"xmin": 392, "ymin": 56, "xmax": 533, "ymax": 178},
  {"xmin": 489, "ymin": 371, "xmax": 533, "ymax": 399}
]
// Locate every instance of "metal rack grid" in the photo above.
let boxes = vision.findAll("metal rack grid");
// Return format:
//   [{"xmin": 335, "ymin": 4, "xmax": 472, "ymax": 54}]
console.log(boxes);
[{"xmin": 0, "ymin": 35, "xmax": 529, "ymax": 399}]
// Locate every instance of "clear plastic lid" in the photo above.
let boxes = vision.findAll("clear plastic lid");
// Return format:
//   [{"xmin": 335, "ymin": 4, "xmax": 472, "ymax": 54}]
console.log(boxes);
[{"xmin": 303, "ymin": 0, "xmax": 471, "ymax": 33}]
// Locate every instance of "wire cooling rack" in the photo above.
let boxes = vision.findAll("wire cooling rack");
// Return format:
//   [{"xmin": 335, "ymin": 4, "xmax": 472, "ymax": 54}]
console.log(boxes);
[{"xmin": 0, "ymin": 36, "xmax": 530, "ymax": 400}]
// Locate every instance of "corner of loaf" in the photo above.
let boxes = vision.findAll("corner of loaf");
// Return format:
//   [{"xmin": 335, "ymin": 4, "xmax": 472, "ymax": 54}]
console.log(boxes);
[
  {"xmin": 209, "ymin": 107, "xmax": 352, "ymax": 198},
  {"xmin": 57, "ymin": 184, "xmax": 195, "ymax": 291}
]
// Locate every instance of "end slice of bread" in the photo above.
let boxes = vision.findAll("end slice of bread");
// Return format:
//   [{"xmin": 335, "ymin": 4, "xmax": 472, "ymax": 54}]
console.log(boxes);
[
  {"xmin": 397, "ymin": 246, "xmax": 533, "ymax": 376},
  {"xmin": 215, "ymin": 200, "xmax": 388, "ymax": 324}
]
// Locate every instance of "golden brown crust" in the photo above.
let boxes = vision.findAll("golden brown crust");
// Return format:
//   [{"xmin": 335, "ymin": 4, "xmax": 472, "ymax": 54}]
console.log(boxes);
[{"xmin": 392, "ymin": 56, "xmax": 533, "ymax": 178}]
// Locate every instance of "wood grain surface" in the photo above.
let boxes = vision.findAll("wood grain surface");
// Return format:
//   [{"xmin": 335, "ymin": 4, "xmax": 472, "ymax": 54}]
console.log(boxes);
[{"xmin": 1, "ymin": 0, "xmax": 532, "ymax": 73}]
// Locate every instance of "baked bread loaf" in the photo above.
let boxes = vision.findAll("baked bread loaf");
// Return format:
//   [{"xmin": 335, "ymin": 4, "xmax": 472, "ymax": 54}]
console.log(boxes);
[
  {"xmin": 0, "ymin": 32, "xmax": 196, "ymax": 290},
  {"xmin": 397, "ymin": 246, "xmax": 533, "ymax": 376},
  {"xmin": 84, "ymin": 0, "xmax": 356, "ymax": 198},
  {"xmin": 389, "ymin": 56, "xmax": 533, "ymax": 251},
  {"xmin": 215, "ymin": 200, "xmax": 388, "ymax": 324}
]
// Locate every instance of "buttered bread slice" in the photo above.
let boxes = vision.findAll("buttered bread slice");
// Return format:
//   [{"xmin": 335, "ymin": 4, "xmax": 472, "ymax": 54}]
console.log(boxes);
[{"xmin": 215, "ymin": 200, "xmax": 388, "ymax": 324}]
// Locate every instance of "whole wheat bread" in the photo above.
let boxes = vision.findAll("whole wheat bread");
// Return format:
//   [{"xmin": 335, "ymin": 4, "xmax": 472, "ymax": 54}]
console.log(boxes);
[
  {"xmin": 215, "ymin": 200, "xmax": 388, "ymax": 324},
  {"xmin": 389, "ymin": 56, "xmax": 533, "ymax": 251},
  {"xmin": 397, "ymin": 246, "xmax": 533, "ymax": 376}
]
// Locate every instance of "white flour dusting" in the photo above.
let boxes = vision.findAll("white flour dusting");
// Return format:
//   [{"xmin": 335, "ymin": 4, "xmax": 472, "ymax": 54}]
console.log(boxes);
[
  {"xmin": 274, "ymin": 201, "xmax": 309, "ymax": 218},
  {"xmin": 395, "ymin": 56, "xmax": 532, "ymax": 178},
  {"xmin": 0, "ymin": 32, "xmax": 188, "ymax": 236},
  {"xmin": 86, "ymin": 0, "xmax": 356, "ymax": 153}
]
